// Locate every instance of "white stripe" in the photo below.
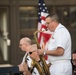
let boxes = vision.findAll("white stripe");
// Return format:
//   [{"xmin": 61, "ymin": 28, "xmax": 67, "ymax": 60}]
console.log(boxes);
[
  {"xmin": 41, "ymin": 12, "xmax": 48, "ymax": 17},
  {"xmin": 41, "ymin": 20, "xmax": 46, "ymax": 25}
]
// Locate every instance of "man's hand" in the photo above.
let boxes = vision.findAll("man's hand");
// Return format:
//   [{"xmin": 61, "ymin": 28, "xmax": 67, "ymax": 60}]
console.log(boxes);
[
  {"xmin": 37, "ymin": 49, "xmax": 44, "ymax": 55},
  {"xmin": 29, "ymin": 44, "xmax": 37, "ymax": 52},
  {"xmin": 23, "ymin": 62, "xmax": 31, "ymax": 75},
  {"xmin": 18, "ymin": 64, "xmax": 24, "ymax": 72}
]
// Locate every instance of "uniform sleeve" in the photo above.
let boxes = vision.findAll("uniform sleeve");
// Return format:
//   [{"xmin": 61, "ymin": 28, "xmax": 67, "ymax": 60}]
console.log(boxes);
[{"xmin": 55, "ymin": 29, "xmax": 69, "ymax": 50}]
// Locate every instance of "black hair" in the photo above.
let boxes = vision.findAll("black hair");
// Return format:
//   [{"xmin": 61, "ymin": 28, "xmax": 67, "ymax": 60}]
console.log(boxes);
[{"xmin": 72, "ymin": 50, "xmax": 76, "ymax": 54}]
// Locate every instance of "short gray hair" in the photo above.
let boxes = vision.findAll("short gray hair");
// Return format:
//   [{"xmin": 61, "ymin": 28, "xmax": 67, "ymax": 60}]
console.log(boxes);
[
  {"xmin": 21, "ymin": 37, "xmax": 32, "ymax": 45},
  {"xmin": 46, "ymin": 13, "xmax": 60, "ymax": 23}
]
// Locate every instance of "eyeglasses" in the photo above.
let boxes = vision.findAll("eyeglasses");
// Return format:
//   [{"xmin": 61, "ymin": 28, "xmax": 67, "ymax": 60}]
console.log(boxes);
[
  {"xmin": 19, "ymin": 44, "xmax": 25, "ymax": 46},
  {"xmin": 46, "ymin": 22, "xmax": 51, "ymax": 25},
  {"xmin": 46, "ymin": 21, "xmax": 53, "ymax": 25}
]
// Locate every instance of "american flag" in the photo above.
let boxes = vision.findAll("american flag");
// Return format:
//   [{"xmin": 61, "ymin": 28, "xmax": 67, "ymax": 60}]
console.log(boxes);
[{"xmin": 38, "ymin": 0, "xmax": 51, "ymax": 48}]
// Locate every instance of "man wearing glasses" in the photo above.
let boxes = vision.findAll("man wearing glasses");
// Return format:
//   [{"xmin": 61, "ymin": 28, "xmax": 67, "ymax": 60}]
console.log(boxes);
[
  {"xmin": 33, "ymin": 13, "xmax": 72, "ymax": 75},
  {"xmin": 18, "ymin": 37, "xmax": 40, "ymax": 75}
]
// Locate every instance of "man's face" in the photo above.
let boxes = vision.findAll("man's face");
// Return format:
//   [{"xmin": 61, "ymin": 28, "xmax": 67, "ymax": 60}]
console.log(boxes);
[
  {"xmin": 45, "ymin": 17, "xmax": 54, "ymax": 32},
  {"xmin": 72, "ymin": 53, "xmax": 76, "ymax": 66},
  {"xmin": 19, "ymin": 41, "xmax": 27, "ymax": 52}
]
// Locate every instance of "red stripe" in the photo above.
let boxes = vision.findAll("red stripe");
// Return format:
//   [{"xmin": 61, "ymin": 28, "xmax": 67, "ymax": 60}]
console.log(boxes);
[
  {"xmin": 38, "ymin": 24, "xmax": 47, "ymax": 44},
  {"xmin": 43, "ymin": 33, "xmax": 51, "ymax": 44},
  {"xmin": 41, "ymin": 16, "xmax": 46, "ymax": 20},
  {"xmin": 44, "ymin": 55, "xmax": 48, "ymax": 60},
  {"xmin": 41, "ymin": 24, "xmax": 47, "ymax": 29}
]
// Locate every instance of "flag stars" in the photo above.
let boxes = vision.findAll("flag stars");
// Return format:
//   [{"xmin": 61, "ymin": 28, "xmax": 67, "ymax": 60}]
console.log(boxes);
[
  {"xmin": 43, "ymin": 3, "xmax": 45, "ymax": 6},
  {"xmin": 38, "ymin": 3, "xmax": 41, "ymax": 5},
  {"xmin": 40, "ymin": 7, "xmax": 42, "ymax": 9},
  {"xmin": 38, "ymin": 0, "xmax": 49, "ymax": 22},
  {"xmin": 38, "ymin": 13, "xmax": 41, "ymax": 15},
  {"xmin": 43, "ymin": 9, "xmax": 45, "ymax": 12},
  {"xmin": 45, "ymin": 7, "xmax": 47, "ymax": 9}
]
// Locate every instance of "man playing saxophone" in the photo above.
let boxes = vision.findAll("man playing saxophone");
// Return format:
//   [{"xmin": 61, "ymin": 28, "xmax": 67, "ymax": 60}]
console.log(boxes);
[
  {"xmin": 30, "ymin": 13, "xmax": 72, "ymax": 75},
  {"xmin": 18, "ymin": 37, "xmax": 43, "ymax": 75}
]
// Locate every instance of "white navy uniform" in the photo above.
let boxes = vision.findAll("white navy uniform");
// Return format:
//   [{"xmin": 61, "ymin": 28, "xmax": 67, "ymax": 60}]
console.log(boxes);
[
  {"xmin": 21, "ymin": 53, "xmax": 40, "ymax": 75},
  {"xmin": 46, "ymin": 23, "xmax": 72, "ymax": 75}
]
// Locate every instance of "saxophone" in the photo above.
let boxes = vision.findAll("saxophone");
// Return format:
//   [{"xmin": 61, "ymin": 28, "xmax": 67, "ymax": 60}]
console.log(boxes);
[
  {"xmin": 25, "ymin": 52, "xmax": 44, "ymax": 75},
  {"xmin": 33, "ymin": 30, "xmax": 50, "ymax": 75},
  {"xmin": 30, "ymin": 59, "xmax": 44, "ymax": 75}
]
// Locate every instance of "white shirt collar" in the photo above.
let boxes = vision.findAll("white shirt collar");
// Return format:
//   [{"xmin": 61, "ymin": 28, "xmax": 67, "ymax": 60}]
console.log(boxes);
[{"xmin": 54, "ymin": 23, "xmax": 64, "ymax": 33}]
